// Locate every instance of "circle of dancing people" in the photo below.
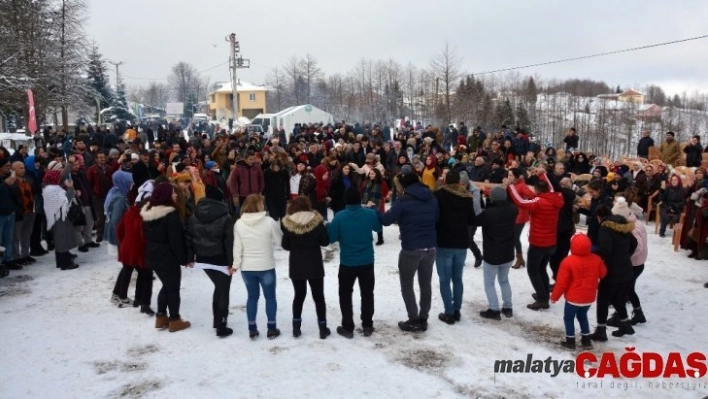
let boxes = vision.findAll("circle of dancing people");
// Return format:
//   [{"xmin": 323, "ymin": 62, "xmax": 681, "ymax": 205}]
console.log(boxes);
[{"xmin": 2, "ymin": 122, "xmax": 706, "ymax": 349}]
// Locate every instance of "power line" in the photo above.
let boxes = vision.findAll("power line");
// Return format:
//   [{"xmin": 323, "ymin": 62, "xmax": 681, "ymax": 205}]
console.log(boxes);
[
  {"xmin": 119, "ymin": 60, "xmax": 230, "ymax": 81},
  {"xmin": 473, "ymin": 34, "xmax": 708, "ymax": 75}
]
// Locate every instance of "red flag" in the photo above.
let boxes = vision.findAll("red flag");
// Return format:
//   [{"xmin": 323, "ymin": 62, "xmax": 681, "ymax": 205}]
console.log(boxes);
[{"xmin": 27, "ymin": 89, "xmax": 37, "ymax": 134}]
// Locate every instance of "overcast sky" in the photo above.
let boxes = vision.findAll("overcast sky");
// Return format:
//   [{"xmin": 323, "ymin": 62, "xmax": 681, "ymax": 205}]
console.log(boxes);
[{"xmin": 86, "ymin": 0, "xmax": 708, "ymax": 97}]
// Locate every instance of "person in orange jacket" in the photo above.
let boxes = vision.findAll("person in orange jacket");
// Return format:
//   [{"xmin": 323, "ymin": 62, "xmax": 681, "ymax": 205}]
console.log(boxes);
[{"xmin": 550, "ymin": 233, "xmax": 607, "ymax": 351}]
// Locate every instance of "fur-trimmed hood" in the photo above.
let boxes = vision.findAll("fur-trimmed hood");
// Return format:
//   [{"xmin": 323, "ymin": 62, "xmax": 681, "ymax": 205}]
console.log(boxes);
[
  {"xmin": 440, "ymin": 184, "xmax": 472, "ymax": 198},
  {"xmin": 282, "ymin": 211, "xmax": 323, "ymax": 235},
  {"xmin": 140, "ymin": 204, "xmax": 176, "ymax": 221},
  {"xmin": 600, "ymin": 215, "xmax": 635, "ymax": 234}
]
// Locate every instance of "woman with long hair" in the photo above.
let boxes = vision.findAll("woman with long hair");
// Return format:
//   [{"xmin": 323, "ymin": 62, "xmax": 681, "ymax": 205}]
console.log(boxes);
[
  {"xmin": 186, "ymin": 185, "xmax": 235, "ymax": 337},
  {"xmin": 506, "ymin": 168, "xmax": 535, "ymax": 269},
  {"xmin": 361, "ymin": 168, "xmax": 389, "ymax": 246},
  {"xmin": 329, "ymin": 163, "xmax": 358, "ymax": 215},
  {"xmin": 141, "ymin": 183, "xmax": 190, "ymax": 332},
  {"xmin": 233, "ymin": 194, "xmax": 283, "ymax": 339},
  {"xmin": 116, "ymin": 181, "xmax": 155, "ymax": 316},
  {"xmin": 312, "ymin": 165, "xmax": 330, "ymax": 219},
  {"xmin": 281, "ymin": 196, "xmax": 331, "ymax": 339}
]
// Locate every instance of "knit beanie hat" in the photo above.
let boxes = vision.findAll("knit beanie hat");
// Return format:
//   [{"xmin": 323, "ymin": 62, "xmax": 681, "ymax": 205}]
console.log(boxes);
[
  {"xmin": 135, "ymin": 180, "xmax": 154, "ymax": 203},
  {"xmin": 150, "ymin": 183, "xmax": 173, "ymax": 207},
  {"xmin": 490, "ymin": 186, "xmax": 507, "ymax": 202},
  {"xmin": 611, "ymin": 196, "xmax": 632, "ymax": 219},
  {"xmin": 205, "ymin": 161, "xmax": 216, "ymax": 170},
  {"xmin": 400, "ymin": 164, "xmax": 413, "ymax": 175}
]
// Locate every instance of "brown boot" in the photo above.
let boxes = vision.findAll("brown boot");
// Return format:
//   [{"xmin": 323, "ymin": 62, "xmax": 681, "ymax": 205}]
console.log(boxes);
[
  {"xmin": 155, "ymin": 313, "xmax": 169, "ymax": 329},
  {"xmin": 169, "ymin": 318, "xmax": 191, "ymax": 333},
  {"xmin": 512, "ymin": 252, "xmax": 525, "ymax": 269}
]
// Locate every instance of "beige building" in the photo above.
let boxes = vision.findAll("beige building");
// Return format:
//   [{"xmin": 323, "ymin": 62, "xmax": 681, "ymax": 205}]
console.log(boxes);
[
  {"xmin": 617, "ymin": 89, "xmax": 645, "ymax": 104},
  {"xmin": 208, "ymin": 80, "xmax": 267, "ymax": 120}
]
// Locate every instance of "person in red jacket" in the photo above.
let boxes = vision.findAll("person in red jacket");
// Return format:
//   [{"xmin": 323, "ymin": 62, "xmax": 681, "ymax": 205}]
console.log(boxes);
[
  {"xmin": 550, "ymin": 233, "xmax": 607, "ymax": 350},
  {"xmin": 116, "ymin": 180, "xmax": 154, "ymax": 315},
  {"xmin": 507, "ymin": 171, "xmax": 564, "ymax": 310},
  {"xmin": 506, "ymin": 168, "xmax": 535, "ymax": 269},
  {"xmin": 227, "ymin": 151, "xmax": 265, "ymax": 213}
]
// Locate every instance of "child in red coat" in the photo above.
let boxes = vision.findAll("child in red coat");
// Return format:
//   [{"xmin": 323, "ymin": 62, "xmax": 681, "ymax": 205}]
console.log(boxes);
[
  {"xmin": 550, "ymin": 233, "xmax": 607, "ymax": 350},
  {"xmin": 116, "ymin": 181, "xmax": 154, "ymax": 315}
]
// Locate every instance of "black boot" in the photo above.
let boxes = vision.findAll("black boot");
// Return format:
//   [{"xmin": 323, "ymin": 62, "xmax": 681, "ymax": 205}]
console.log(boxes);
[
  {"xmin": 215, "ymin": 310, "xmax": 232, "ymax": 337},
  {"xmin": 611, "ymin": 320, "xmax": 635, "ymax": 337},
  {"xmin": 293, "ymin": 319, "xmax": 302, "ymax": 338},
  {"xmin": 526, "ymin": 301, "xmax": 549, "ymax": 311},
  {"xmin": 479, "ymin": 309, "xmax": 501, "ymax": 320},
  {"xmin": 580, "ymin": 334, "xmax": 593, "ymax": 350},
  {"xmin": 560, "ymin": 336, "xmax": 576, "ymax": 350},
  {"xmin": 590, "ymin": 326, "xmax": 607, "ymax": 342},
  {"xmin": 376, "ymin": 232, "xmax": 384, "ymax": 246},
  {"xmin": 318, "ymin": 320, "xmax": 330, "ymax": 339},
  {"xmin": 140, "ymin": 305, "xmax": 155, "ymax": 316},
  {"xmin": 630, "ymin": 308, "xmax": 646, "ymax": 325},
  {"xmin": 606, "ymin": 312, "xmax": 620, "ymax": 328}
]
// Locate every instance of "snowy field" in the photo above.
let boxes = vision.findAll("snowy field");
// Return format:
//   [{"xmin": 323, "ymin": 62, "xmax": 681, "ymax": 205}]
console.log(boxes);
[{"xmin": 0, "ymin": 220, "xmax": 706, "ymax": 399}]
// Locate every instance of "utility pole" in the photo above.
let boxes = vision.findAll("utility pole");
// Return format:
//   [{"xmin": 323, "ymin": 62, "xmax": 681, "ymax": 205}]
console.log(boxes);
[
  {"xmin": 226, "ymin": 33, "xmax": 250, "ymax": 124},
  {"xmin": 109, "ymin": 60, "xmax": 124, "ymax": 86}
]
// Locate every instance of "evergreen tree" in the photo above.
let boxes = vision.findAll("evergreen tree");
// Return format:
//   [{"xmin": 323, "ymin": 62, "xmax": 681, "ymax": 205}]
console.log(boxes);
[
  {"xmin": 103, "ymin": 79, "xmax": 135, "ymax": 125},
  {"xmin": 496, "ymin": 98, "xmax": 514, "ymax": 127},
  {"xmin": 86, "ymin": 43, "xmax": 112, "ymax": 120},
  {"xmin": 515, "ymin": 103, "xmax": 530, "ymax": 130},
  {"xmin": 616, "ymin": 85, "xmax": 622, "ymax": 94}
]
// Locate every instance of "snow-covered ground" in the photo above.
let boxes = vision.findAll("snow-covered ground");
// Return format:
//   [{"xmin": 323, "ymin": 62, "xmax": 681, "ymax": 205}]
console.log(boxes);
[{"xmin": 0, "ymin": 220, "xmax": 706, "ymax": 398}]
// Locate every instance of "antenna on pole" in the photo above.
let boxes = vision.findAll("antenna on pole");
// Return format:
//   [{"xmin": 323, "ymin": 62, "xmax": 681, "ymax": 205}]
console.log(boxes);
[{"xmin": 225, "ymin": 34, "xmax": 250, "ymax": 129}]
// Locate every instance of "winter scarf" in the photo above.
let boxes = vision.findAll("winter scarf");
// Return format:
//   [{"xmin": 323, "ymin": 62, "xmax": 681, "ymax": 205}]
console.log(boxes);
[
  {"xmin": 361, "ymin": 179, "xmax": 382, "ymax": 205},
  {"xmin": 43, "ymin": 184, "xmax": 69, "ymax": 230},
  {"xmin": 104, "ymin": 170, "xmax": 133, "ymax": 214}
]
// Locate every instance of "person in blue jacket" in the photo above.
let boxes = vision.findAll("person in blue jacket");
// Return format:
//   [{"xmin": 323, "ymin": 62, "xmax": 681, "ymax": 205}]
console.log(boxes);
[
  {"xmin": 375, "ymin": 173, "xmax": 439, "ymax": 333},
  {"xmin": 327, "ymin": 187, "xmax": 381, "ymax": 339}
]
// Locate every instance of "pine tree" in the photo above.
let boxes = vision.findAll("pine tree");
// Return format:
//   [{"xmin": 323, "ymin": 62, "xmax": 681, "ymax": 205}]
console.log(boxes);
[
  {"xmin": 103, "ymin": 79, "xmax": 135, "ymax": 125},
  {"xmin": 496, "ymin": 98, "xmax": 515, "ymax": 127},
  {"xmin": 86, "ymin": 43, "xmax": 112, "ymax": 121},
  {"xmin": 516, "ymin": 103, "xmax": 530, "ymax": 130},
  {"xmin": 616, "ymin": 85, "xmax": 622, "ymax": 94}
]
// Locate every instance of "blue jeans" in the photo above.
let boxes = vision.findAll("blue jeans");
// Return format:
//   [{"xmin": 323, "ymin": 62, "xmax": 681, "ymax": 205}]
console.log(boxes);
[
  {"xmin": 241, "ymin": 269, "xmax": 277, "ymax": 330},
  {"xmin": 564, "ymin": 302, "xmax": 591, "ymax": 337},
  {"xmin": 0, "ymin": 214, "xmax": 15, "ymax": 263},
  {"xmin": 435, "ymin": 247, "xmax": 467, "ymax": 315},
  {"xmin": 483, "ymin": 261, "xmax": 512, "ymax": 311}
]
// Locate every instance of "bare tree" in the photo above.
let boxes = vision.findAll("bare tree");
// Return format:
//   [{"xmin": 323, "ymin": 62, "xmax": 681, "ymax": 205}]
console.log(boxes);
[
  {"xmin": 299, "ymin": 54, "xmax": 322, "ymax": 104},
  {"xmin": 264, "ymin": 66, "xmax": 287, "ymax": 112},
  {"xmin": 429, "ymin": 42, "xmax": 464, "ymax": 124}
]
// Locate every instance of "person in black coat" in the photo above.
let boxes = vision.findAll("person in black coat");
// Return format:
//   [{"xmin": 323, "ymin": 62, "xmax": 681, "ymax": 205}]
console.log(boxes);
[
  {"xmin": 185, "ymin": 185, "xmax": 235, "ymax": 337},
  {"xmin": 141, "ymin": 183, "xmax": 190, "ymax": 333},
  {"xmin": 549, "ymin": 178, "xmax": 576, "ymax": 281},
  {"xmin": 474, "ymin": 186, "xmax": 519, "ymax": 320},
  {"xmin": 281, "ymin": 196, "xmax": 331, "ymax": 339},
  {"xmin": 329, "ymin": 164, "xmax": 359, "ymax": 214},
  {"xmin": 433, "ymin": 170, "xmax": 474, "ymax": 323},
  {"xmin": 636, "ymin": 130, "xmax": 654, "ymax": 158},
  {"xmin": 263, "ymin": 161, "xmax": 289, "ymax": 221},
  {"xmin": 683, "ymin": 135, "xmax": 703, "ymax": 167},
  {"xmin": 590, "ymin": 205, "xmax": 638, "ymax": 342}
]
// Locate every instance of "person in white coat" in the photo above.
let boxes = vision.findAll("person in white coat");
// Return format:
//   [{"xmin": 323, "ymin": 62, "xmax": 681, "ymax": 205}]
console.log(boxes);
[{"xmin": 233, "ymin": 194, "xmax": 283, "ymax": 339}]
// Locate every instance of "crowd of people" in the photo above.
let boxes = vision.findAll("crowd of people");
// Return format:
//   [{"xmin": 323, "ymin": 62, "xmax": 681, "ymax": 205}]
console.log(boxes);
[{"xmin": 0, "ymin": 120, "xmax": 704, "ymax": 348}]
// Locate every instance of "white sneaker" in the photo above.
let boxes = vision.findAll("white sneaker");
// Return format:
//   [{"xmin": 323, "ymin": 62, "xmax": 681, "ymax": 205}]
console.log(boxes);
[
  {"xmin": 117, "ymin": 298, "xmax": 134, "ymax": 308},
  {"xmin": 110, "ymin": 294, "xmax": 120, "ymax": 305}
]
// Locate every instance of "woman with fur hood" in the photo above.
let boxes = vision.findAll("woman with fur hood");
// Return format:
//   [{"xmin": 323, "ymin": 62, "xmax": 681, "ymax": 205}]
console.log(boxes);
[
  {"xmin": 141, "ymin": 183, "xmax": 190, "ymax": 333},
  {"xmin": 590, "ymin": 204, "xmax": 638, "ymax": 342},
  {"xmin": 281, "ymin": 196, "xmax": 331, "ymax": 339}
]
